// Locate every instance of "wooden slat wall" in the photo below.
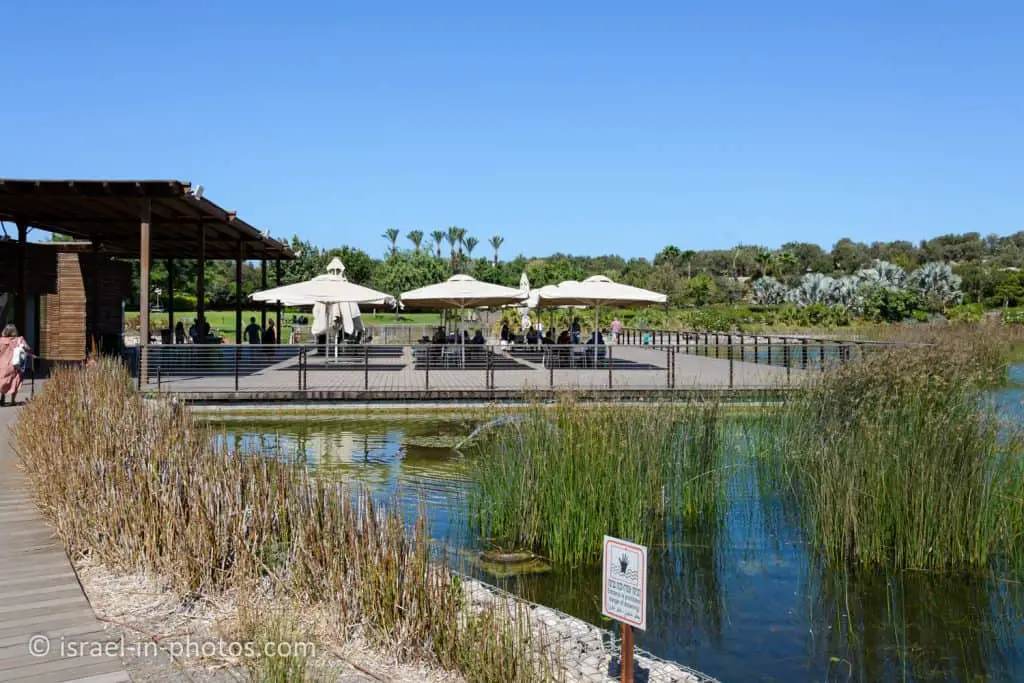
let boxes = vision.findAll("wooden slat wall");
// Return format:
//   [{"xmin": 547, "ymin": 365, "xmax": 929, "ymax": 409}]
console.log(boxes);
[
  {"xmin": 39, "ymin": 253, "xmax": 131, "ymax": 360},
  {"xmin": 40, "ymin": 253, "xmax": 87, "ymax": 360}
]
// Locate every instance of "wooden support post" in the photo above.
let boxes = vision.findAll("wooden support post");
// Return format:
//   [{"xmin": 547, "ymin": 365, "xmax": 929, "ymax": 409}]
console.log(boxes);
[
  {"xmin": 196, "ymin": 223, "xmax": 207, "ymax": 337},
  {"xmin": 14, "ymin": 222, "xmax": 27, "ymax": 334},
  {"xmin": 260, "ymin": 260, "xmax": 268, "ymax": 330},
  {"xmin": 235, "ymin": 241, "xmax": 244, "ymax": 345},
  {"xmin": 275, "ymin": 260, "xmax": 282, "ymax": 344},
  {"xmin": 621, "ymin": 623, "xmax": 634, "ymax": 683},
  {"xmin": 166, "ymin": 259, "xmax": 175, "ymax": 343},
  {"xmin": 139, "ymin": 202, "xmax": 151, "ymax": 381}
]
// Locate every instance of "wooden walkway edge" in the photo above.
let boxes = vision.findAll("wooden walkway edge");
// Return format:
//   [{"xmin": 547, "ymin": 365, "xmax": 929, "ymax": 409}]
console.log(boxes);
[{"xmin": 0, "ymin": 403, "xmax": 130, "ymax": 683}]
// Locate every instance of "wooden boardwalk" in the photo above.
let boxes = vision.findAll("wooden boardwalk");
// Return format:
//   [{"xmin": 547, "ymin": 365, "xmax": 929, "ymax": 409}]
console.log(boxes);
[{"xmin": 0, "ymin": 404, "xmax": 130, "ymax": 683}]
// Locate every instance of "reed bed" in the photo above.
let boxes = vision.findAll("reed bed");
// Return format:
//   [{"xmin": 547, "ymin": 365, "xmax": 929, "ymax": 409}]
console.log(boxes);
[
  {"xmin": 753, "ymin": 331, "xmax": 1024, "ymax": 573},
  {"xmin": 467, "ymin": 403, "xmax": 725, "ymax": 566},
  {"xmin": 13, "ymin": 360, "xmax": 557, "ymax": 682}
]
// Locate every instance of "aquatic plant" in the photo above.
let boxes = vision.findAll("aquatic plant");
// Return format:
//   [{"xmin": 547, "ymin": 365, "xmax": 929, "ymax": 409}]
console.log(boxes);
[
  {"xmin": 753, "ymin": 334, "xmax": 1024, "ymax": 572},
  {"xmin": 13, "ymin": 360, "xmax": 559, "ymax": 682},
  {"xmin": 467, "ymin": 403, "xmax": 724, "ymax": 565}
]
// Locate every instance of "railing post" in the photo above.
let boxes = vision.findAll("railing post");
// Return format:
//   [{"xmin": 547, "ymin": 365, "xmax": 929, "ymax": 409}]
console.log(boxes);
[
  {"xmin": 754, "ymin": 334, "xmax": 759, "ymax": 365},
  {"xmin": 767, "ymin": 336, "xmax": 772, "ymax": 366},
  {"xmin": 801, "ymin": 338, "xmax": 809, "ymax": 369},
  {"xmin": 727, "ymin": 336, "xmax": 734, "ymax": 389},
  {"xmin": 364, "ymin": 344, "xmax": 369, "ymax": 390},
  {"xmin": 739, "ymin": 333, "xmax": 744, "ymax": 363},
  {"xmin": 549, "ymin": 348, "xmax": 555, "ymax": 388},
  {"xmin": 234, "ymin": 345, "xmax": 240, "ymax": 392},
  {"xmin": 486, "ymin": 346, "xmax": 492, "ymax": 390},
  {"xmin": 425, "ymin": 344, "xmax": 430, "ymax": 391},
  {"xmin": 784, "ymin": 337, "xmax": 791, "ymax": 383},
  {"xmin": 704, "ymin": 332, "xmax": 709, "ymax": 356},
  {"xmin": 819, "ymin": 340, "xmax": 826, "ymax": 371},
  {"xmin": 298, "ymin": 346, "xmax": 303, "ymax": 390},
  {"xmin": 157, "ymin": 362, "xmax": 162, "ymax": 393},
  {"xmin": 666, "ymin": 346, "xmax": 671, "ymax": 388},
  {"xmin": 608, "ymin": 345, "xmax": 613, "ymax": 389}
]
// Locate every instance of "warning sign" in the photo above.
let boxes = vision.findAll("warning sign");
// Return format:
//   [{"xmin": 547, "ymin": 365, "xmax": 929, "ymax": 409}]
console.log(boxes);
[{"xmin": 601, "ymin": 535, "xmax": 647, "ymax": 630}]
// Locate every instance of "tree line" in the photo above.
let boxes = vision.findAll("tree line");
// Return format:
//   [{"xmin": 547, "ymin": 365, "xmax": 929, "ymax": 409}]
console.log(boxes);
[{"xmin": 121, "ymin": 228, "xmax": 1024, "ymax": 313}]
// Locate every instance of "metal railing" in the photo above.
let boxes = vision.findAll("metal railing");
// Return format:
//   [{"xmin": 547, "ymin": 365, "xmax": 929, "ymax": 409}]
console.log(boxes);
[{"xmin": 131, "ymin": 337, "xmax": 875, "ymax": 396}]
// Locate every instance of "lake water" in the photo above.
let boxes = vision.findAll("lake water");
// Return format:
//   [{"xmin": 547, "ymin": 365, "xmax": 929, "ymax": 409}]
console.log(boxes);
[{"xmin": 208, "ymin": 370, "xmax": 1024, "ymax": 682}]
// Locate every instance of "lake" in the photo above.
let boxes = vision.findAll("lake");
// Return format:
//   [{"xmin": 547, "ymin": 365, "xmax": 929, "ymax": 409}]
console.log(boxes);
[{"xmin": 208, "ymin": 369, "xmax": 1024, "ymax": 682}]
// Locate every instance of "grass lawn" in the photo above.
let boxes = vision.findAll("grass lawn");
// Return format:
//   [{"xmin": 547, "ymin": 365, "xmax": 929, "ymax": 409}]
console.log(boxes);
[{"xmin": 126, "ymin": 310, "xmax": 442, "ymax": 342}]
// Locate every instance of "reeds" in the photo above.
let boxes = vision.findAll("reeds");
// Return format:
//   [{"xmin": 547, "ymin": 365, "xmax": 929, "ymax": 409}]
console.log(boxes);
[
  {"xmin": 13, "ymin": 360, "xmax": 557, "ymax": 681},
  {"xmin": 753, "ymin": 333, "xmax": 1024, "ymax": 572},
  {"xmin": 467, "ymin": 403, "xmax": 725, "ymax": 565}
]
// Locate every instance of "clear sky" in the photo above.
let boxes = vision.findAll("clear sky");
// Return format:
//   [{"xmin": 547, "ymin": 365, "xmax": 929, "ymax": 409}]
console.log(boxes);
[{"xmin": 3, "ymin": 1, "xmax": 1022, "ymax": 259}]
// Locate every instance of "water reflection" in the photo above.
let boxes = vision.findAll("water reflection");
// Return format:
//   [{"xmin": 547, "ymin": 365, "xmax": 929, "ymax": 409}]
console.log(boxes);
[{"xmin": 207, "ymin": 407, "xmax": 1024, "ymax": 683}]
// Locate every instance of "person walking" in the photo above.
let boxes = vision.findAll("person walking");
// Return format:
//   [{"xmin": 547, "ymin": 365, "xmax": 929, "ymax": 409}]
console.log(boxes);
[
  {"xmin": 0, "ymin": 324, "xmax": 33, "ymax": 406},
  {"xmin": 244, "ymin": 317, "xmax": 262, "ymax": 345},
  {"xmin": 611, "ymin": 318, "xmax": 622, "ymax": 344},
  {"xmin": 262, "ymin": 319, "xmax": 277, "ymax": 345}
]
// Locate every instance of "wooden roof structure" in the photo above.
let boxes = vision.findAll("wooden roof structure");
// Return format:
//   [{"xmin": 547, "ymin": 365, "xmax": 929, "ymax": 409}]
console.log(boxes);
[{"xmin": 0, "ymin": 179, "xmax": 294, "ymax": 260}]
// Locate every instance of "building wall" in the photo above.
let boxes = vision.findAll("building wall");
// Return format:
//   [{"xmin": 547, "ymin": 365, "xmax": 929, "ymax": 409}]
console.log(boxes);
[{"xmin": 0, "ymin": 242, "xmax": 130, "ymax": 361}]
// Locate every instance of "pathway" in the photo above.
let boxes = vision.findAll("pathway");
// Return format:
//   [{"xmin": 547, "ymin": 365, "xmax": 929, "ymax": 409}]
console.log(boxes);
[{"xmin": 0, "ymin": 402, "xmax": 130, "ymax": 683}]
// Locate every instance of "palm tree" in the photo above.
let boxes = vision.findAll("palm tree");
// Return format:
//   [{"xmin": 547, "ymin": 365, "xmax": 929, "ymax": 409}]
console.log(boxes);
[
  {"xmin": 407, "ymin": 230, "xmax": 424, "ymax": 253},
  {"xmin": 489, "ymin": 235, "xmax": 504, "ymax": 266},
  {"xmin": 382, "ymin": 228, "xmax": 400, "ymax": 257},
  {"xmin": 446, "ymin": 227, "xmax": 459, "ymax": 270},
  {"xmin": 431, "ymin": 230, "xmax": 446, "ymax": 259},
  {"xmin": 755, "ymin": 250, "xmax": 773, "ymax": 277},
  {"xmin": 776, "ymin": 251, "xmax": 798, "ymax": 280},
  {"xmin": 452, "ymin": 227, "xmax": 467, "ymax": 272},
  {"xmin": 465, "ymin": 236, "xmax": 479, "ymax": 259}
]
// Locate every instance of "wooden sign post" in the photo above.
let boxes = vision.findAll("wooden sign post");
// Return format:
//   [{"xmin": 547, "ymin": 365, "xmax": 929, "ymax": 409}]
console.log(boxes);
[{"xmin": 602, "ymin": 536, "xmax": 647, "ymax": 683}]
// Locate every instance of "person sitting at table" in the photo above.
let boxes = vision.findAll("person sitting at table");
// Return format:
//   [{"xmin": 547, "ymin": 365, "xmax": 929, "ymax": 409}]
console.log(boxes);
[
  {"xmin": 500, "ymin": 321, "xmax": 510, "ymax": 345},
  {"xmin": 542, "ymin": 330, "xmax": 554, "ymax": 345},
  {"xmin": 586, "ymin": 330, "xmax": 605, "ymax": 345},
  {"xmin": 431, "ymin": 327, "xmax": 446, "ymax": 344},
  {"xmin": 557, "ymin": 329, "xmax": 570, "ymax": 345},
  {"xmin": 472, "ymin": 330, "xmax": 485, "ymax": 345}
]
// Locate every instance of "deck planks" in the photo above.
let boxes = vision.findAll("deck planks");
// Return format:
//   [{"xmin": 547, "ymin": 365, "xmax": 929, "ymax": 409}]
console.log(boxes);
[{"xmin": 0, "ymin": 404, "xmax": 130, "ymax": 683}]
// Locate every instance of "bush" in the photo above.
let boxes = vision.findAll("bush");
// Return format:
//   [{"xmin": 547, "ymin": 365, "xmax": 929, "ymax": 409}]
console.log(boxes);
[{"xmin": 1003, "ymin": 308, "xmax": 1024, "ymax": 325}]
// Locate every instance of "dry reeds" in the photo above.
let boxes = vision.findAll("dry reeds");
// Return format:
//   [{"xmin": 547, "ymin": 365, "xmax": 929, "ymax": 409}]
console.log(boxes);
[{"xmin": 13, "ymin": 359, "xmax": 557, "ymax": 681}]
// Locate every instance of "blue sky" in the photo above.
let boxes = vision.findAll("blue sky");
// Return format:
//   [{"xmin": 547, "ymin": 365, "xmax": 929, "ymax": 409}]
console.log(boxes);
[{"xmin": 3, "ymin": 1, "xmax": 1022, "ymax": 259}]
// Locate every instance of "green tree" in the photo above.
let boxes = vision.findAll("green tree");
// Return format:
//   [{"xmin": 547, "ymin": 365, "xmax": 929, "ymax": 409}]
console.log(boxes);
[
  {"xmin": 382, "ymin": 228, "xmax": 400, "ymax": 257},
  {"xmin": 431, "ymin": 230, "xmax": 446, "ymax": 259},
  {"xmin": 755, "ymin": 250, "xmax": 773, "ymax": 277},
  {"xmin": 465, "ymin": 236, "xmax": 479, "ymax": 259},
  {"xmin": 489, "ymin": 235, "xmax": 504, "ymax": 265},
  {"xmin": 407, "ymin": 230, "xmax": 424, "ymax": 253},
  {"xmin": 685, "ymin": 273, "xmax": 715, "ymax": 306}
]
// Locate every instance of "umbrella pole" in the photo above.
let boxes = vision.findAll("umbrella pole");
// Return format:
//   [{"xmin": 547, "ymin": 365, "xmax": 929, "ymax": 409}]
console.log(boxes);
[
  {"xmin": 460, "ymin": 305, "xmax": 466, "ymax": 367},
  {"xmin": 594, "ymin": 305, "xmax": 600, "ymax": 366}
]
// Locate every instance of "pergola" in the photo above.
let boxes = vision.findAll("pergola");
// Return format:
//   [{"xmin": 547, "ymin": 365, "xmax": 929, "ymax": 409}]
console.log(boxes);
[{"xmin": 0, "ymin": 179, "xmax": 295, "ymax": 371}]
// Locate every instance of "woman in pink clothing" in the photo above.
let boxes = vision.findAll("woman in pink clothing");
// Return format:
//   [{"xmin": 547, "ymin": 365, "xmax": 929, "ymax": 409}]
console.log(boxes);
[{"xmin": 0, "ymin": 324, "xmax": 33, "ymax": 406}]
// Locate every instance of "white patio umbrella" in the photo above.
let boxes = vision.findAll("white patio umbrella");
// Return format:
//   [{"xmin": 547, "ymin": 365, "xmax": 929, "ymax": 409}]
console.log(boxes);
[
  {"xmin": 251, "ymin": 258, "xmax": 392, "ymax": 358},
  {"xmin": 537, "ymin": 275, "xmax": 667, "ymax": 363},
  {"xmin": 400, "ymin": 274, "xmax": 527, "ymax": 363},
  {"xmin": 251, "ymin": 258, "xmax": 394, "ymax": 308}
]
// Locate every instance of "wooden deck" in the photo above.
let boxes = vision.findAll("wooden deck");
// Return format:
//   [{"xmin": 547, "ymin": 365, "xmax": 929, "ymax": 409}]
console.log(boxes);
[
  {"xmin": 0, "ymin": 404, "xmax": 130, "ymax": 683},
  {"xmin": 144, "ymin": 344, "xmax": 809, "ymax": 402}
]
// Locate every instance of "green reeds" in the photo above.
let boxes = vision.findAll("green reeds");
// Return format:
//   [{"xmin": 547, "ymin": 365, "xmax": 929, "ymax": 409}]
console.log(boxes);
[
  {"xmin": 13, "ymin": 360, "xmax": 558, "ymax": 682},
  {"xmin": 752, "ymin": 335, "xmax": 1024, "ymax": 573},
  {"xmin": 467, "ymin": 403, "xmax": 725, "ymax": 566}
]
